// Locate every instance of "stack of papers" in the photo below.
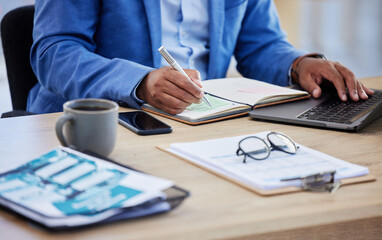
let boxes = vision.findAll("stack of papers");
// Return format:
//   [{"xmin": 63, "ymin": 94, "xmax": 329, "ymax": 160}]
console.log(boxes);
[{"xmin": 0, "ymin": 147, "xmax": 180, "ymax": 229}]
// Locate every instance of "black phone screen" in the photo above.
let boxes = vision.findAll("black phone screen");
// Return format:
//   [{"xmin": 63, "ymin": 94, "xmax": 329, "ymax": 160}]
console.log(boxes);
[{"xmin": 118, "ymin": 111, "xmax": 172, "ymax": 135}]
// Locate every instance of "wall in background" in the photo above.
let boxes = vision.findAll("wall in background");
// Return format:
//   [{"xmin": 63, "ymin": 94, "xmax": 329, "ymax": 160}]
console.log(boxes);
[
  {"xmin": 274, "ymin": 0, "xmax": 300, "ymax": 47},
  {"xmin": 229, "ymin": 0, "xmax": 382, "ymax": 79},
  {"xmin": 299, "ymin": 0, "xmax": 382, "ymax": 78}
]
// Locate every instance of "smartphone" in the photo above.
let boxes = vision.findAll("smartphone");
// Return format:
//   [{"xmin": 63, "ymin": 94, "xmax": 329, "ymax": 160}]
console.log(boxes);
[{"xmin": 118, "ymin": 111, "xmax": 172, "ymax": 135}]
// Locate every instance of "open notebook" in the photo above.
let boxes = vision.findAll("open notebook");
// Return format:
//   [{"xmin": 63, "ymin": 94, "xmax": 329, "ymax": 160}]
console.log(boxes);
[{"xmin": 142, "ymin": 78, "xmax": 309, "ymax": 125}]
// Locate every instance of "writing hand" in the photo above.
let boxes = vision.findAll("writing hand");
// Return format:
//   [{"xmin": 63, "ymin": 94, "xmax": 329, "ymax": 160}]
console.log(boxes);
[
  {"xmin": 137, "ymin": 67, "xmax": 203, "ymax": 115},
  {"xmin": 295, "ymin": 57, "xmax": 374, "ymax": 101}
]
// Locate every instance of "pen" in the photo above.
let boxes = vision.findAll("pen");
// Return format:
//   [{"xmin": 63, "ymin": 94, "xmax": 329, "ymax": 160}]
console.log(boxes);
[{"xmin": 158, "ymin": 46, "xmax": 212, "ymax": 107}]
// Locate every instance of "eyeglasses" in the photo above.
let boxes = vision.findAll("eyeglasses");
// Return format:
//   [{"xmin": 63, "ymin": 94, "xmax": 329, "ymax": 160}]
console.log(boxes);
[{"xmin": 236, "ymin": 132, "xmax": 298, "ymax": 163}]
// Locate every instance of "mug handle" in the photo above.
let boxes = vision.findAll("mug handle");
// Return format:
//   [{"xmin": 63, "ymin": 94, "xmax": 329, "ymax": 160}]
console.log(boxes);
[{"xmin": 55, "ymin": 113, "xmax": 75, "ymax": 148}]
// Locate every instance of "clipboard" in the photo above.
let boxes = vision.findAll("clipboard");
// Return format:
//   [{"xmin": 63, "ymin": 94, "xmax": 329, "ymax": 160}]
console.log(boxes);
[{"xmin": 157, "ymin": 132, "xmax": 376, "ymax": 196}]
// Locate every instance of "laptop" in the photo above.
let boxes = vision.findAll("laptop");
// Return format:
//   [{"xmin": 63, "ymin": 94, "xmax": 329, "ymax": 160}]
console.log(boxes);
[{"xmin": 249, "ymin": 89, "xmax": 382, "ymax": 131}]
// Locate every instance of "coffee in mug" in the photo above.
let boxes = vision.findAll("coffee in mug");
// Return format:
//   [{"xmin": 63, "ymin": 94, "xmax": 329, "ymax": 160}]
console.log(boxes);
[{"xmin": 55, "ymin": 98, "xmax": 118, "ymax": 157}]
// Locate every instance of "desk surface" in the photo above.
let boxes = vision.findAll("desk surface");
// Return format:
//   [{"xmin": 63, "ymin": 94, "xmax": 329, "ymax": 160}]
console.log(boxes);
[{"xmin": 1, "ymin": 77, "xmax": 382, "ymax": 240}]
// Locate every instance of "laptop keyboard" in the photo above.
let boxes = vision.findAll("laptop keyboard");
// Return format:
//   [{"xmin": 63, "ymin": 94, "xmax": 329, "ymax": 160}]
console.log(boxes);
[{"xmin": 297, "ymin": 91, "xmax": 382, "ymax": 124}]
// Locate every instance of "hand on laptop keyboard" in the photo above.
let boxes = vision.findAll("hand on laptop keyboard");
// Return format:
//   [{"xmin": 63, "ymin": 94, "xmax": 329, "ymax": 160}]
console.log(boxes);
[{"xmin": 292, "ymin": 55, "xmax": 375, "ymax": 102}]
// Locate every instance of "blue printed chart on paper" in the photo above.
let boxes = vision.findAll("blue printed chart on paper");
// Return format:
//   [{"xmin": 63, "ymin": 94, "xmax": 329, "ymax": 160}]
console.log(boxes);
[{"xmin": 0, "ymin": 147, "xmax": 173, "ymax": 226}]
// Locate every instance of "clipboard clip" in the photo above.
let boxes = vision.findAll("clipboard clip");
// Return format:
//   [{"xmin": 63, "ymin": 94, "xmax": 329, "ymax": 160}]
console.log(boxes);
[{"xmin": 281, "ymin": 170, "xmax": 341, "ymax": 193}]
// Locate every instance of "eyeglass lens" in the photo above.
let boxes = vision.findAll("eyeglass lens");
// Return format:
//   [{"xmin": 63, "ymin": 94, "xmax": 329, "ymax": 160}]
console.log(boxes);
[
  {"xmin": 239, "ymin": 137, "xmax": 269, "ymax": 159},
  {"xmin": 267, "ymin": 133, "xmax": 297, "ymax": 154}
]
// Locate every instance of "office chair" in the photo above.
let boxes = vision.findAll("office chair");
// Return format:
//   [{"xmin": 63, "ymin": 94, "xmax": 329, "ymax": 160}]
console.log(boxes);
[{"xmin": 1, "ymin": 5, "xmax": 37, "ymax": 118}]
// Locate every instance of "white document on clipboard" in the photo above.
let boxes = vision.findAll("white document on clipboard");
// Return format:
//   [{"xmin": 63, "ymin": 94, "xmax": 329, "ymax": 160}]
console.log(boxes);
[{"xmin": 162, "ymin": 131, "xmax": 371, "ymax": 194}]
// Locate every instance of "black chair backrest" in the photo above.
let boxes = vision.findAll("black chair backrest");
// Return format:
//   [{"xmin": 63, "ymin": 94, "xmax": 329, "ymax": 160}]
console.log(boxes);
[{"xmin": 1, "ymin": 5, "xmax": 37, "ymax": 111}]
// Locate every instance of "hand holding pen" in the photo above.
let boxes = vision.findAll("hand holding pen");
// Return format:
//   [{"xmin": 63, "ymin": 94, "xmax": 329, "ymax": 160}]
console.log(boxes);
[
  {"xmin": 158, "ymin": 46, "xmax": 211, "ymax": 107},
  {"xmin": 136, "ymin": 47, "xmax": 209, "ymax": 115}
]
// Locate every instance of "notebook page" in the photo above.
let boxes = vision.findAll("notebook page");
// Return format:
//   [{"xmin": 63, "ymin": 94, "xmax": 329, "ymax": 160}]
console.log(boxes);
[
  {"xmin": 202, "ymin": 78, "xmax": 308, "ymax": 106},
  {"xmin": 177, "ymin": 94, "xmax": 248, "ymax": 120}
]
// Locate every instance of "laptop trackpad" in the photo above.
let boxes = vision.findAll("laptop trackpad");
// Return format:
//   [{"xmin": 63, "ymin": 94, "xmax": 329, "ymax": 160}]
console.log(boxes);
[{"xmin": 250, "ymin": 97, "xmax": 325, "ymax": 118}]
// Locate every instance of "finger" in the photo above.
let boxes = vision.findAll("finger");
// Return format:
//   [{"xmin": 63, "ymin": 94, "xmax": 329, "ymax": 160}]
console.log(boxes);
[
  {"xmin": 334, "ymin": 62, "xmax": 359, "ymax": 101},
  {"xmin": 298, "ymin": 72, "xmax": 322, "ymax": 98},
  {"xmin": 184, "ymin": 69, "xmax": 203, "ymax": 88},
  {"xmin": 167, "ymin": 70, "xmax": 204, "ymax": 99},
  {"xmin": 320, "ymin": 63, "xmax": 347, "ymax": 101},
  {"xmin": 154, "ymin": 102, "xmax": 186, "ymax": 115},
  {"xmin": 163, "ymin": 81, "xmax": 203, "ymax": 105},
  {"xmin": 360, "ymin": 82, "xmax": 375, "ymax": 96},
  {"xmin": 151, "ymin": 92, "xmax": 190, "ymax": 115},
  {"xmin": 155, "ymin": 72, "xmax": 202, "ymax": 104},
  {"xmin": 357, "ymin": 82, "xmax": 369, "ymax": 100},
  {"xmin": 148, "ymin": 68, "xmax": 201, "ymax": 105},
  {"xmin": 358, "ymin": 82, "xmax": 375, "ymax": 100}
]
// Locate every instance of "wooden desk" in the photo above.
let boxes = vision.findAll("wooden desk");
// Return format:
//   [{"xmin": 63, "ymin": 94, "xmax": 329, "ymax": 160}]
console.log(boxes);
[{"xmin": 1, "ymin": 77, "xmax": 381, "ymax": 240}]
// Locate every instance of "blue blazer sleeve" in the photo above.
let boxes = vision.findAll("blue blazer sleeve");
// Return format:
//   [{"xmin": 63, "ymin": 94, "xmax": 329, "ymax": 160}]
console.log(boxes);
[
  {"xmin": 234, "ymin": 0, "xmax": 307, "ymax": 86},
  {"xmin": 30, "ymin": 0, "xmax": 153, "ymax": 112}
]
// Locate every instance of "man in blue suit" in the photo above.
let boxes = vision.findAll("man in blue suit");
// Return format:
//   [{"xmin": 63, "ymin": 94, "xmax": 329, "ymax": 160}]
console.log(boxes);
[{"xmin": 29, "ymin": 0, "xmax": 373, "ymax": 114}]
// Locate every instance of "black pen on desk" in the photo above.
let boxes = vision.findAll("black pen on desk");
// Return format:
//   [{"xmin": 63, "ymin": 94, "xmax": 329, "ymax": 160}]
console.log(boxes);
[{"xmin": 158, "ymin": 46, "xmax": 212, "ymax": 107}]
